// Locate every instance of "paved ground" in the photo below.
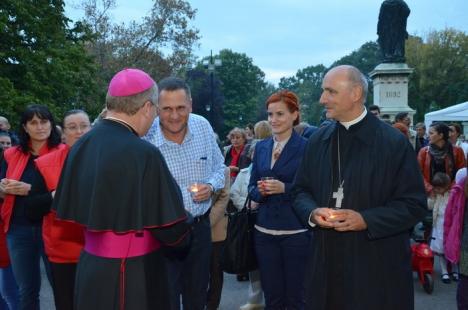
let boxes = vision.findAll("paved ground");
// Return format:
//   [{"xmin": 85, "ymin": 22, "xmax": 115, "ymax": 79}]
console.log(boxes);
[{"xmin": 39, "ymin": 255, "xmax": 457, "ymax": 309}]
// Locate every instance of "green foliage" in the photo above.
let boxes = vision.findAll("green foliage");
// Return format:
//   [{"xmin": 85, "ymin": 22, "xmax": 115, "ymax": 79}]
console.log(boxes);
[
  {"xmin": 80, "ymin": 0, "xmax": 200, "ymax": 112},
  {"xmin": 277, "ymin": 42, "xmax": 380, "ymax": 126},
  {"xmin": 406, "ymin": 29, "xmax": 468, "ymax": 121},
  {"xmin": 0, "ymin": 0, "xmax": 99, "ymax": 127},
  {"xmin": 331, "ymin": 41, "xmax": 381, "ymax": 77},
  {"xmin": 212, "ymin": 50, "xmax": 266, "ymax": 136},
  {"xmin": 331, "ymin": 41, "xmax": 380, "ymax": 106},
  {"xmin": 186, "ymin": 68, "xmax": 224, "ymax": 133},
  {"xmin": 254, "ymin": 83, "xmax": 277, "ymax": 122},
  {"xmin": 279, "ymin": 65, "xmax": 327, "ymax": 125}
]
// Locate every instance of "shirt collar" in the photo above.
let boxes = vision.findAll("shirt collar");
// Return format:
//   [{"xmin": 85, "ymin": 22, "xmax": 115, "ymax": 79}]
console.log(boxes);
[
  {"xmin": 339, "ymin": 108, "xmax": 367, "ymax": 130},
  {"xmin": 273, "ymin": 134, "xmax": 291, "ymax": 149}
]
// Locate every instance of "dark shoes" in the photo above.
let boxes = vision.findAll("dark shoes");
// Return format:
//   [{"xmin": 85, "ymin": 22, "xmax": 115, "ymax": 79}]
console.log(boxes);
[
  {"xmin": 451, "ymin": 272, "xmax": 459, "ymax": 282},
  {"xmin": 441, "ymin": 273, "xmax": 451, "ymax": 284}
]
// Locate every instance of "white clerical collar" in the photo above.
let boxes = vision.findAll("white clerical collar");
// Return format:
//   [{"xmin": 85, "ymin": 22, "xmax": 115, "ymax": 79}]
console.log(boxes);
[{"xmin": 339, "ymin": 108, "xmax": 367, "ymax": 130}]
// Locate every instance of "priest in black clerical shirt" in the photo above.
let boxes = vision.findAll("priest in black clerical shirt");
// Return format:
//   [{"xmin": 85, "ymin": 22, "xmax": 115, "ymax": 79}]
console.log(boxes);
[
  {"xmin": 293, "ymin": 65, "xmax": 427, "ymax": 310},
  {"xmin": 53, "ymin": 69, "xmax": 191, "ymax": 310}
]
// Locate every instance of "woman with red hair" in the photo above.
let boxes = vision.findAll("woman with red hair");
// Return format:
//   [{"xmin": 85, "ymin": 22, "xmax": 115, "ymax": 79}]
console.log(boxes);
[{"xmin": 248, "ymin": 90, "xmax": 309, "ymax": 309}]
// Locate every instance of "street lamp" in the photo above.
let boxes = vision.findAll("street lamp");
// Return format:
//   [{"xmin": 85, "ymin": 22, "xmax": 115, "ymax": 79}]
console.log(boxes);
[{"xmin": 202, "ymin": 50, "xmax": 222, "ymax": 119}]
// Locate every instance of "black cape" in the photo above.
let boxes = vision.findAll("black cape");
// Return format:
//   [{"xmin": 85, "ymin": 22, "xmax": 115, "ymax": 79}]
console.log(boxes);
[
  {"xmin": 52, "ymin": 119, "xmax": 190, "ymax": 310},
  {"xmin": 53, "ymin": 119, "xmax": 187, "ymax": 232},
  {"xmin": 293, "ymin": 114, "xmax": 427, "ymax": 310}
]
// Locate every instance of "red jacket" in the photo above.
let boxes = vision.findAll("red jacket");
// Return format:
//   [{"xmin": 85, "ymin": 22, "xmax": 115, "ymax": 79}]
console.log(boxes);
[
  {"xmin": 1, "ymin": 144, "xmax": 61, "ymax": 233},
  {"xmin": 35, "ymin": 145, "xmax": 84, "ymax": 263},
  {"xmin": 417, "ymin": 145, "xmax": 466, "ymax": 194}
]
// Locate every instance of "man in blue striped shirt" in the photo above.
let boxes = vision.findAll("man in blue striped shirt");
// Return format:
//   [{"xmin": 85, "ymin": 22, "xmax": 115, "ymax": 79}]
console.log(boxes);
[{"xmin": 143, "ymin": 77, "xmax": 225, "ymax": 310}]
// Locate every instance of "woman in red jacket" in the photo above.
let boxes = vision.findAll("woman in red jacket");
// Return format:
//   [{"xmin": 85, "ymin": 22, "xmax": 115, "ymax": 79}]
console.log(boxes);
[
  {"xmin": 35, "ymin": 109, "xmax": 91, "ymax": 310},
  {"xmin": 0, "ymin": 104, "xmax": 62, "ymax": 309},
  {"xmin": 418, "ymin": 122, "xmax": 466, "ymax": 194}
]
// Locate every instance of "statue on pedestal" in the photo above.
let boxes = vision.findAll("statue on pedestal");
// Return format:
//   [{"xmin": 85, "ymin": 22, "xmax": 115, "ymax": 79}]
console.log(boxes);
[{"xmin": 377, "ymin": 0, "xmax": 410, "ymax": 63}]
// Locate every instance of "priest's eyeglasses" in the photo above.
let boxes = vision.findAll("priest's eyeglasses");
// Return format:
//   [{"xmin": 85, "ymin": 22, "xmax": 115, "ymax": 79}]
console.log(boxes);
[{"xmin": 65, "ymin": 124, "xmax": 91, "ymax": 132}]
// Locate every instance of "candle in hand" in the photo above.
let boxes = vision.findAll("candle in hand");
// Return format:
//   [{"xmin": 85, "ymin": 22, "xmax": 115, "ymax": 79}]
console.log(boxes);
[{"xmin": 189, "ymin": 183, "xmax": 199, "ymax": 194}]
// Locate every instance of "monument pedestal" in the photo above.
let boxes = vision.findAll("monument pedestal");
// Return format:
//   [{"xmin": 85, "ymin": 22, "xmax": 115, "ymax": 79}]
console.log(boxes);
[{"xmin": 369, "ymin": 63, "xmax": 414, "ymax": 121}]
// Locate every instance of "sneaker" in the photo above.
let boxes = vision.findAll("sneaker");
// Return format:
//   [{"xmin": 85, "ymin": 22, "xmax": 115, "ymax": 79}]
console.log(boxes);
[
  {"xmin": 441, "ymin": 273, "xmax": 451, "ymax": 284},
  {"xmin": 239, "ymin": 303, "xmax": 264, "ymax": 310},
  {"xmin": 451, "ymin": 272, "xmax": 459, "ymax": 282}
]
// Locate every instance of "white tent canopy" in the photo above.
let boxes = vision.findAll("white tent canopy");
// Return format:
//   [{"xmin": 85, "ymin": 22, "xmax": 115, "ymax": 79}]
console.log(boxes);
[{"xmin": 424, "ymin": 101, "xmax": 468, "ymax": 130}]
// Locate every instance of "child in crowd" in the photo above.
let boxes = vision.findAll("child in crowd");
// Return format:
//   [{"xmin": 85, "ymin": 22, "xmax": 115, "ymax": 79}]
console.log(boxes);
[{"xmin": 428, "ymin": 172, "xmax": 458, "ymax": 283}]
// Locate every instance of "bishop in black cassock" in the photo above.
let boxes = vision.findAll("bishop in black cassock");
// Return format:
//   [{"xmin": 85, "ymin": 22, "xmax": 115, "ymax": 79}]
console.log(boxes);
[
  {"xmin": 293, "ymin": 65, "xmax": 427, "ymax": 310},
  {"xmin": 53, "ymin": 69, "xmax": 191, "ymax": 310}
]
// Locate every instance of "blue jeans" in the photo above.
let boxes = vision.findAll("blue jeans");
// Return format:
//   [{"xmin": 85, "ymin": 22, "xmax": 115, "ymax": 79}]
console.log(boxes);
[
  {"xmin": 6, "ymin": 224, "xmax": 51, "ymax": 310},
  {"xmin": 0, "ymin": 265, "xmax": 18, "ymax": 310}
]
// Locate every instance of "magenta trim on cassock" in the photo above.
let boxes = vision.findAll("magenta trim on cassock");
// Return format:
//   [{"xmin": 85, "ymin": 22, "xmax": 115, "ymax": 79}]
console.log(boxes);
[
  {"xmin": 84, "ymin": 230, "xmax": 160, "ymax": 258},
  {"xmin": 108, "ymin": 68, "xmax": 155, "ymax": 97}
]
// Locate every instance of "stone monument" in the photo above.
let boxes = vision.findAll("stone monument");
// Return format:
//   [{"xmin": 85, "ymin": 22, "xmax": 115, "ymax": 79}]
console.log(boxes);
[{"xmin": 370, "ymin": 0, "xmax": 415, "ymax": 122}]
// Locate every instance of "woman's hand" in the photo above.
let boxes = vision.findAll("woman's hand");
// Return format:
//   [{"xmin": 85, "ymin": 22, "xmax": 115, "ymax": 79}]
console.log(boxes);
[
  {"xmin": 228, "ymin": 165, "xmax": 239, "ymax": 173},
  {"xmin": 257, "ymin": 179, "xmax": 285, "ymax": 196},
  {"xmin": 3, "ymin": 179, "xmax": 32, "ymax": 196}
]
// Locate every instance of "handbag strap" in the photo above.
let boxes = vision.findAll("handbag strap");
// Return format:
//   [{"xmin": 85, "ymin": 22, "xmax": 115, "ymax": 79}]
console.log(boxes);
[{"xmin": 243, "ymin": 197, "xmax": 252, "ymax": 210}]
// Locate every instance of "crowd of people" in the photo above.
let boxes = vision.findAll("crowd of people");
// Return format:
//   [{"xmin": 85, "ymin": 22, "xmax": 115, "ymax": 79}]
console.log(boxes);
[{"xmin": 0, "ymin": 65, "xmax": 467, "ymax": 310}]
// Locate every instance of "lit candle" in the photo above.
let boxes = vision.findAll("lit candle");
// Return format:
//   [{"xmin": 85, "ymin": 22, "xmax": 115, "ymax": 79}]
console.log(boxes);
[
  {"xmin": 328, "ymin": 210, "xmax": 338, "ymax": 221},
  {"xmin": 189, "ymin": 183, "xmax": 199, "ymax": 193}
]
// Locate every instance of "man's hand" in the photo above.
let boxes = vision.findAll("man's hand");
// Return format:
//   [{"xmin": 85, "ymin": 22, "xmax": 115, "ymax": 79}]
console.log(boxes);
[
  {"xmin": 328, "ymin": 209, "xmax": 367, "ymax": 232},
  {"xmin": 310, "ymin": 208, "xmax": 336, "ymax": 228},
  {"xmin": 191, "ymin": 183, "xmax": 213, "ymax": 202},
  {"xmin": 2, "ymin": 179, "xmax": 31, "ymax": 196}
]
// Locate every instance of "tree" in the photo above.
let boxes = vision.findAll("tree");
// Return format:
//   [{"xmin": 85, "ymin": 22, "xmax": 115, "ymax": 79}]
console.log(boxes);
[
  {"xmin": 332, "ymin": 41, "xmax": 381, "ymax": 76},
  {"xmin": 255, "ymin": 82, "xmax": 277, "ymax": 122},
  {"xmin": 0, "ymin": 0, "xmax": 99, "ymax": 126},
  {"xmin": 78, "ymin": 0, "xmax": 200, "ymax": 107},
  {"xmin": 331, "ymin": 41, "xmax": 380, "ymax": 106},
  {"xmin": 278, "ymin": 42, "xmax": 380, "ymax": 125},
  {"xmin": 211, "ymin": 49, "xmax": 266, "ymax": 135},
  {"xmin": 186, "ymin": 68, "xmax": 224, "ymax": 134},
  {"xmin": 279, "ymin": 65, "xmax": 327, "ymax": 125},
  {"xmin": 406, "ymin": 29, "xmax": 468, "ymax": 121}
]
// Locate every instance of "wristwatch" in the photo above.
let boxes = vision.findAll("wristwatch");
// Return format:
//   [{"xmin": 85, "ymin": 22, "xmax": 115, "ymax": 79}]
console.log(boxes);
[{"xmin": 207, "ymin": 183, "xmax": 215, "ymax": 195}]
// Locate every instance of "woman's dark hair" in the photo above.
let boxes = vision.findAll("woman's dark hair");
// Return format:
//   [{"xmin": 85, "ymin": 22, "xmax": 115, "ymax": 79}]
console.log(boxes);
[
  {"xmin": 18, "ymin": 104, "xmax": 61, "ymax": 153},
  {"xmin": 429, "ymin": 122, "xmax": 450, "ymax": 141}
]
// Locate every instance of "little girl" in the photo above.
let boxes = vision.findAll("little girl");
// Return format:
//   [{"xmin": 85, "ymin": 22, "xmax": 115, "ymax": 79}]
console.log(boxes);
[{"xmin": 429, "ymin": 172, "xmax": 458, "ymax": 283}]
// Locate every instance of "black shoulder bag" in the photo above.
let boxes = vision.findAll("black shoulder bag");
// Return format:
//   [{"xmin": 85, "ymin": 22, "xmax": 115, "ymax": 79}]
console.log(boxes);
[{"xmin": 220, "ymin": 197, "xmax": 258, "ymax": 274}]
